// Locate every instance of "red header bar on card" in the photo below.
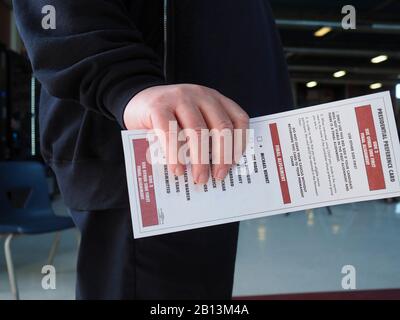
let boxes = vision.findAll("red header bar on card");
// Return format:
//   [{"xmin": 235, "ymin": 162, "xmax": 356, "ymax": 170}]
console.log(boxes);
[
  {"xmin": 355, "ymin": 105, "xmax": 386, "ymax": 191},
  {"xmin": 269, "ymin": 123, "xmax": 291, "ymax": 204},
  {"xmin": 132, "ymin": 139, "xmax": 159, "ymax": 227}
]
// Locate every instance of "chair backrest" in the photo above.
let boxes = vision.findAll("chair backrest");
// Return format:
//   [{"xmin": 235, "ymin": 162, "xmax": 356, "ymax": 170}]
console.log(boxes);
[{"xmin": 0, "ymin": 161, "xmax": 52, "ymax": 215}]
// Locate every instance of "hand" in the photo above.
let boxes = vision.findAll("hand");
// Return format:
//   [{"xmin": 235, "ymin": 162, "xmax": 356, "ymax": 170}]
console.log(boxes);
[{"xmin": 123, "ymin": 84, "xmax": 249, "ymax": 184}]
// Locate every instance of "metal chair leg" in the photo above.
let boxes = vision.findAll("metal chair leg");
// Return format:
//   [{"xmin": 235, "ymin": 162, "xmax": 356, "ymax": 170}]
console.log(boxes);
[
  {"xmin": 4, "ymin": 234, "xmax": 19, "ymax": 300},
  {"xmin": 47, "ymin": 232, "xmax": 61, "ymax": 266}
]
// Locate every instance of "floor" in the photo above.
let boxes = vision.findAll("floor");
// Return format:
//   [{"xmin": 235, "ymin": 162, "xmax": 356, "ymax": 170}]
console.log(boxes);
[{"xmin": 1, "ymin": 198, "xmax": 400, "ymax": 300}]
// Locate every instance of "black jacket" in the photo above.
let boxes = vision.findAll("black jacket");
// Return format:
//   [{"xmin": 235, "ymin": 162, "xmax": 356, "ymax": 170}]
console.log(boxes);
[{"xmin": 13, "ymin": 0, "xmax": 293, "ymax": 210}]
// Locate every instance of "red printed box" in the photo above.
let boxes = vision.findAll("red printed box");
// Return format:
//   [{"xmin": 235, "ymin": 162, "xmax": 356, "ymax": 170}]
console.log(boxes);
[
  {"xmin": 269, "ymin": 123, "xmax": 291, "ymax": 204},
  {"xmin": 132, "ymin": 139, "xmax": 159, "ymax": 227},
  {"xmin": 355, "ymin": 105, "xmax": 386, "ymax": 191}
]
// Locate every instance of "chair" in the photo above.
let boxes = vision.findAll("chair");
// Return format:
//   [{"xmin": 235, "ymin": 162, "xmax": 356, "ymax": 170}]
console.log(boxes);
[{"xmin": 0, "ymin": 161, "xmax": 75, "ymax": 300}]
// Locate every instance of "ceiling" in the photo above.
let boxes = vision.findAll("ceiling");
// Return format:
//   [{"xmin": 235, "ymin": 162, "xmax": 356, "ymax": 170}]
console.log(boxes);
[
  {"xmin": 3, "ymin": 0, "xmax": 399, "ymax": 86},
  {"xmin": 269, "ymin": 0, "xmax": 400, "ymax": 86}
]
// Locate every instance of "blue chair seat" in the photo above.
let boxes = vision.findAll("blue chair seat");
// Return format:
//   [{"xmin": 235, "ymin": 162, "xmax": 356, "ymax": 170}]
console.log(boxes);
[
  {"xmin": 1, "ymin": 161, "xmax": 76, "ymax": 299},
  {"xmin": 0, "ymin": 161, "xmax": 76, "ymax": 235},
  {"xmin": 0, "ymin": 211, "xmax": 74, "ymax": 234}
]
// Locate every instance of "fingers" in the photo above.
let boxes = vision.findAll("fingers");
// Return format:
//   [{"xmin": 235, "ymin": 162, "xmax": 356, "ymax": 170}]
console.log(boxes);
[
  {"xmin": 146, "ymin": 85, "xmax": 249, "ymax": 186},
  {"xmin": 198, "ymin": 98, "xmax": 234, "ymax": 180},
  {"xmin": 218, "ymin": 95, "xmax": 250, "ymax": 164},
  {"xmin": 150, "ymin": 108, "xmax": 185, "ymax": 176},
  {"xmin": 175, "ymin": 90, "xmax": 248, "ymax": 183},
  {"xmin": 175, "ymin": 104, "xmax": 210, "ymax": 184}
]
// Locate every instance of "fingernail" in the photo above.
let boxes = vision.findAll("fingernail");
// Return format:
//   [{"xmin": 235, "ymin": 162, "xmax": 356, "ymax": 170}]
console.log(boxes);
[
  {"xmin": 196, "ymin": 172, "xmax": 209, "ymax": 184},
  {"xmin": 215, "ymin": 168, "xmax": 228, "ymax": 180}
]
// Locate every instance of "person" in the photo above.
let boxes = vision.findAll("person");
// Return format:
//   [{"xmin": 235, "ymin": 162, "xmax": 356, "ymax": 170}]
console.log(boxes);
[{"xmin": 13, "ymin": 0, "xmax": 293, "ymax": 299}]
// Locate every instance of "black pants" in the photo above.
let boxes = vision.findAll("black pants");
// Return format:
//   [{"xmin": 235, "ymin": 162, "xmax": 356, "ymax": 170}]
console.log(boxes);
[{"xmin": 70, "ymin": 208, "xmax": 239, "ymax": 300}]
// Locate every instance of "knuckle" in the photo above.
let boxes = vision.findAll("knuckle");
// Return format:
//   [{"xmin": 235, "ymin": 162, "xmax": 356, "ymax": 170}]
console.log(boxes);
[
  {"xmin": 216, "ymin": 119, "xmax": 234, "ymax": 131},
  {"xmin": 235, "ymin": 113, "xmax": 250, "ymax": 126},
  {"xmin": 148, "ymin": 103, "xmax": 162, "ymax": 114},
  {"xmin": 170, "ymin": 85, "xmax": 186, "ymax": 99},
  {"xmin": 195, "ymin": 84, "xmax": 217, "ymax": 97},
  {"xmin": 207, "ymin": 87, "xmax": 220, "ymax": 96},
  {"xmin": 190, "ymin": 84, "xmax": 205, "ymax": 92}
]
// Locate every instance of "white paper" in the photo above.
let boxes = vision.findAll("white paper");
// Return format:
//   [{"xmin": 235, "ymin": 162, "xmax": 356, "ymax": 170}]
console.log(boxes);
[{"xmin": 122, "ymin": 91, "xmax": 400, "ymax": 238}]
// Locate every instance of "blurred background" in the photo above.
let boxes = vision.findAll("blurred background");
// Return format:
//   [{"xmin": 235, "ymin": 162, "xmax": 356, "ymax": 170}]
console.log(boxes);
[{"xmin": 0, "ymin": 0, "xmax": 400, "ymax": 300}]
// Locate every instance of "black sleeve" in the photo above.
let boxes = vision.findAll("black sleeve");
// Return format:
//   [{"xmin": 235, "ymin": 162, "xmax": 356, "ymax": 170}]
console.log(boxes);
[{"xmin": 12, "ymin": 0, "xmax": 166, "ymax": 128}]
